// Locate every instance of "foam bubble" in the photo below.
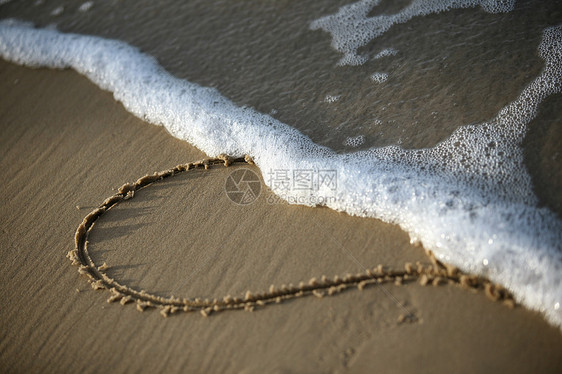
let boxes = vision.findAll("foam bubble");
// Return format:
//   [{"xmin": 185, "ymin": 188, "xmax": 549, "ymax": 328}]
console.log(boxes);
[
  {"xmin": 344, "ymin": 135, "xmax": 366, "ymax": 147},
  {"xmin": 78, "ymin": 1, "xmax": 94, "ymax": 13},
  {"xmin": 0, "ymin": 20, "xmax": 560, "ymax": 328},
  {"xmin": 50, "ymin": 6, "xmax": 64, "ymax": 17},
  {"xmin": 324, "ymin": 94, "xmax": 341, "ymax": 103},
  {"xmin": 370, "ymin": 72, "xmax": 388, "ymax": 83},
  {"xmin": 373, "ymin": 48, "xmax": 398, "ymax": 60}
]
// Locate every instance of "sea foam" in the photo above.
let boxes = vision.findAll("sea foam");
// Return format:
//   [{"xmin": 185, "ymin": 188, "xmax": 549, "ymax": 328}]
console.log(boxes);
[
  {"xmin": 310, "ymin": 0, "xmax": 515, "ymax": 66},
  {"xmin": 0, "ymin": 18, "xmax": 561, "ymax": 328}
]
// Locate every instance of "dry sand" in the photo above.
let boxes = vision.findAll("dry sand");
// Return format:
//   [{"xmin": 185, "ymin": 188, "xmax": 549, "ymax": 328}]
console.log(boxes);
[{"xmin": 1, "ymin": 60, "xmax": 561, "ymax": 373}]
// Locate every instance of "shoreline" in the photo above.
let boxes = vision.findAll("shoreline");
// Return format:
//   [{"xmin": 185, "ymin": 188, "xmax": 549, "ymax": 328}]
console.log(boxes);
[
  {"xmin": 1, "ymin": 60, "xmax": 561, "ymax": 372},
  {"xmin": 2, "ymin": 21, "xmax": 560, "ymax": 325}
]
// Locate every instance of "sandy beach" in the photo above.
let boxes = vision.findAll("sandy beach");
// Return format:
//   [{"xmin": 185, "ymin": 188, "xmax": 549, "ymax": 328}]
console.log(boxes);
[{"xmin": 1, "ymin": 58, "xmax": 561, "ymax": 373}]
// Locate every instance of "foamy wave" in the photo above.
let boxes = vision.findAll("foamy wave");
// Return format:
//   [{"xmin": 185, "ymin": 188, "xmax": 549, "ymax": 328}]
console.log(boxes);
[
  {"xmin": 1, "ymin": 19, "xmax": 561, "ymax": 328},
  {"xmin": 310, "ymin": 0, "xmax": 514, "ymax": 66}
]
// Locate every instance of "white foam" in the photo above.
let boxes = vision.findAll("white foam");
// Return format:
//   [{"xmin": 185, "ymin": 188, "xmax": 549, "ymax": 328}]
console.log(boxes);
[
  {"xmin": 373, "ymin": 48, "xmax": 398, "ymax": 60},
  {"xmin": 50, "ymin": 6, "xmax": 64, "ymax": 17},
  {"xmin": 370, "ymin": 72, "xmax": 388, "ymax": 83},
  {"xmin": 0, "ymin": 19, "xmax": 561, "ymax": 328},
  {"xmin": 344, "ymin": 135, "xmax": 366, "ymax": 147},
  {"xmin": 78, "ymin": 1, "xmax": 94, "ymax": 13},
  {"xmin": 324, "ymin": 94, "xmax": 341, "ymax": 103},
  {"xmin": 310, "ymin": 0, "xmax": 514, "ymax": 66}
]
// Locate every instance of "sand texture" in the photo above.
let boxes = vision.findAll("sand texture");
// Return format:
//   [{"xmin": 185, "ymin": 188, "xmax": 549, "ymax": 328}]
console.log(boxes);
[{"xmin": 1, "ymin": 60, "xmax": 561, "ymax": 373}]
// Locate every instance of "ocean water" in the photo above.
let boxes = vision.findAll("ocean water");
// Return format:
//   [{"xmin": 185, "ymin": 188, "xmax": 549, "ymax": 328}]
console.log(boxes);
[{"xmin": 1, "ymin": 1, "xmax": 561, "ymax": 328}]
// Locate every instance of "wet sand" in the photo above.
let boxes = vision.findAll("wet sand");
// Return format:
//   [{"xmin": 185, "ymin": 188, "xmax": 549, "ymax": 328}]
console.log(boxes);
[{"xmin": 1, "ymin": 60, "xmax": 561, "ymax": 373}]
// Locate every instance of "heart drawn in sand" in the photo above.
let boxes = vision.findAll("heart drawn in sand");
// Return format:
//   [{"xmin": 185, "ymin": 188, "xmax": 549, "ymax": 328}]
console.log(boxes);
[{"xmin": 69, "ymin": 155, "xmax": 515, "ymax": 319}]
